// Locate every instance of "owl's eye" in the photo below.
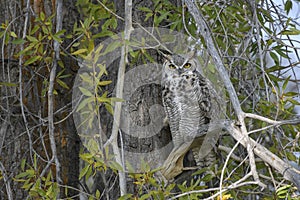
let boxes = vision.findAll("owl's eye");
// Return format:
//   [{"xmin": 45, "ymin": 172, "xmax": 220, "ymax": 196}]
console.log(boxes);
[
  {"xmin": 183, "ymin": 63, "xmax": 191, "ymax": 69},
  {"xmin": 168, "ymin": 64, "xmax": 176, "ymax": 69}
]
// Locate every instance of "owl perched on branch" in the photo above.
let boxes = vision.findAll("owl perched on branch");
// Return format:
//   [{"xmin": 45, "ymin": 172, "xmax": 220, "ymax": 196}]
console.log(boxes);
[{"xmin": 161, "ymin": 51, "xmax": 219, "ymax": 171}]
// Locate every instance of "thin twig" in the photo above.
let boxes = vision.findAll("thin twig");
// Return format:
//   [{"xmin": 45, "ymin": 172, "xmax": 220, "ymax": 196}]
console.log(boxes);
[
  {"xmin": 169, "ymin": 173, "xmax": 253, "ymax": 200},
  {"xmin": 19, "ymin": 0, "xmax": 34, "ymax": 167},
  {"xmin": 0, "ymin": 161, "xmax": 13, "ymax": 200}
]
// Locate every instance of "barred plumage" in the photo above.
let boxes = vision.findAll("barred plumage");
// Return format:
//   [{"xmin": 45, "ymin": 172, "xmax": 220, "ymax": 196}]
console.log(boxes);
[{"xmin": 161, "ymin": 52, "xmax": 217, "ymax": 170}]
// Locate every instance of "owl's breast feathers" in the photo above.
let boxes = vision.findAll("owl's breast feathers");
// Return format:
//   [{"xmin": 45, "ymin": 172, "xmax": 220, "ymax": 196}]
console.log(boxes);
[{"xmin": 162, "ymin": 70, "xmax": 212, "ymax": 147}]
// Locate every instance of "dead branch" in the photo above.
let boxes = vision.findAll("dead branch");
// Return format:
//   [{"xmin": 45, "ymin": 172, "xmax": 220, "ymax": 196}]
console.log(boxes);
[
  {"xmin": 161, "ymin": 119, "xmax": 300, "ymax": 190},
  {"xmin": 225, "ymin": 121, "xmax": 300, "ymax": 190}
]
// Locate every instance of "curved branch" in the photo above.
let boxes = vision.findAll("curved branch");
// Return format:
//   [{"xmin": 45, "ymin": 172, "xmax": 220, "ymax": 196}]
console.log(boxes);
[{"xmin": 225, "ymin": 121, "xmax": 300, "ymax": 190}]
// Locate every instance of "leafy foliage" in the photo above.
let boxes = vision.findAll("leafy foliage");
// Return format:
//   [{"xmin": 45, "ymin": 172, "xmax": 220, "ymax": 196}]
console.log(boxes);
[{"xmin": 1, "ymin": 0, "xmax": 300, "ymax": 199}]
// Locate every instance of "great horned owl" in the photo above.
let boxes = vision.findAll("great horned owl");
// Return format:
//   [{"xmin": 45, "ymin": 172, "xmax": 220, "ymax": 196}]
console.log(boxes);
[{"xmin": 161, "ymin": 51, "xmax": 217, "ymax": 169}]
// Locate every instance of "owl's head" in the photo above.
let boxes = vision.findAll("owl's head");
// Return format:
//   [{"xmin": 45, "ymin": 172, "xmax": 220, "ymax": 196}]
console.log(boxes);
[{"xmin": 162, "ymin": 51, "xmax": 197, "ymax": 76}]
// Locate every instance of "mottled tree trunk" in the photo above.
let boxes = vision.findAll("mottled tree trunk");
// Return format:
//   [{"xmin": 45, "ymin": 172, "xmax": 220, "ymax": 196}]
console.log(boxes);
[
  {"xmin": 0, "ymin": 1, "xmax": 81, "ymax": 199},
  {"xmin": 0, "ymin": 0, "xmax": 179, "ymax": 199}
]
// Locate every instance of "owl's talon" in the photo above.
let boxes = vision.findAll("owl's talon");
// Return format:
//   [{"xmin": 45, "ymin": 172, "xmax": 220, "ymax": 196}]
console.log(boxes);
[{"xmin": 163, "ymin": 116, "xmax": 169, "ymax": 126}]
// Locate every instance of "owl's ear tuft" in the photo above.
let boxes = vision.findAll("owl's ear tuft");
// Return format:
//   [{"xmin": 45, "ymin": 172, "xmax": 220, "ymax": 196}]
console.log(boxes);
[
  {"xmin": 186, "ymin": 51, "xmax": 195, "ymax": 60},
  {"xmin": 158, "ymin": 49, "xmax": 173, "ymax": 61}
]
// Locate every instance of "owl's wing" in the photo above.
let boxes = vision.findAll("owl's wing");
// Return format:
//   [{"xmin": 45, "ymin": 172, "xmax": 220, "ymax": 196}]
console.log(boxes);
[
  {"xmin": 194, "ymin": 72, "xmax": 211, "ymax": 130},
  {"xmin": 162, "ymin": 86, "xmax": 183, "ymax": 148},
  {"xmin": 192, "ymin": 72, "xmax": 219, "ymax": 168}
]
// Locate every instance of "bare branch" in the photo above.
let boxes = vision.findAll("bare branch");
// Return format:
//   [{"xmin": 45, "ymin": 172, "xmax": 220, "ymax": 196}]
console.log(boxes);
[
  {"xmin": 108, "ymin": 0, "xmax": 133, "ymax": 196},
  {"xmin": 48, "ymin": 0, "xmax": 63, "ymax": 198},
  {"xmin": 169, "ymin": 173, "xmax": 254, "ymax": 200},
  {"xmin": 185, "ymin": 0, "xmax": 264, "ymax": 189},
  {"xmin": 185, "ymin": 0, "xmax": 242, "ymax": 116},
  {"xmin": 225, "ymin": 121, "xmax": 300, "ymax": 190},
  {"xmin": 18, "ymin": 0, "xmax": 34, "ymax": 167},
  {"xmin": 0, "ymin": 161, "xmax": 13, "ymax": 200}
]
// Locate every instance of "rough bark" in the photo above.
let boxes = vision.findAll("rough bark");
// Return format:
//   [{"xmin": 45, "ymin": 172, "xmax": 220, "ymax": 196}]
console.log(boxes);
[{"xmin": 0, "ymin": 1, "xmax": 81, "ymax": 199}]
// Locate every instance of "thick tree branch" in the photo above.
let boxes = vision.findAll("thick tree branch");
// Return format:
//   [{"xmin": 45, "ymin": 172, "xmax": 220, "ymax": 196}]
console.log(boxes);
[
  {"xmin": 185, "ymin": 0, "xmax": 264, "ymax": 188},
  {"xmin": 225, "ymin": 121, "xmax": 300, "ymax": 190},
  {"xmin": 162, "ymin": 119, "xmax": 300, "ymax": 190}
]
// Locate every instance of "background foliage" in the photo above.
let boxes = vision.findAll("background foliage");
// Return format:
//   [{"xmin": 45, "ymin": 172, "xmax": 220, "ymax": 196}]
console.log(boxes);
[{"xmin": 0, "ymin": 0, "xmax": 299, "ymax": 199}]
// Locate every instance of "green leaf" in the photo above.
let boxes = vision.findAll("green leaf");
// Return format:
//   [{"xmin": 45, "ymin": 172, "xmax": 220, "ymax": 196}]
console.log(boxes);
[
  {"xmin": 15, "ymin": 172, "xmax": 30, "ymax": 179},
  {"xmin": 284, "ymin": 92, "xmax": 298, "ymax": 97},
  {"xmin": 98, "ymin": 80, "xmax": 112, "ymax": 86},
  {"xmin": 140, "ymin": 193, "xmax": 151, "ymax": 200},
  {"xmin": 93, "ymin": 30, "xmax": 114, "ymax": 38},
  {"xmin": 284, "ymin": 0, "xmax": 293, "ymax": 14},
  {"xmin": 76, "ymin": 97, "xmax": 94, "ymax": 112},
  {"xmin": 10, "ymin": 31, "xmax": 17, "ymax": 38},
  {"xmin": 156, "ymin": 11, "xmax": 170, "ymax": 25},
  {"xmin": 72, "ymin": 49, "xmax": 88, "ymax": 55},
  {"xmin": 95, "ymin": 190, "xmax": 100, "ymax": 199},
  {"xmin": 0, "ymin": 82, "xmax": 17, "ymax": 87},
  {"xmin": 281, "ymin": 28, "xmax": 300, "ymax": 35},
  {"xmin": 274, "ymin": 47, "xmax": 290, "ymax": 59},
  {"xmin": 24, "ymin": 55, "xmax": 41, "ymax": 66},
  {"xmin": 269, "ymin": 52, "xmax": 279, "ymax": 65},
  {"xmin": 276, "ymin": 185, "xmax": 292, "ymax": 198},
  {"xmin": 96, "ymin": 97, "xmax": 111, "ymax": 103},
  {"xmin": 287, "ymin": 98, "xmax": 300, "ymax": 105},
  {"xmin": 16, "ymin": 44, "xmax": 34, "ymax": 56},
  {"xmin": 79, "ymin": 87, "xmax": 93, "ymax": 97},
  {"xmin": 282, "ymin": 76, "xmax": 290, "ymax": 91},
  {"xmin": 79, "ymin": 164, "xmax": 91, "ymax": 180},
  {"xmin": 72, "ymin": 42, "xmax": 80, "ymax": 47},
  {"xmin": 54, "ymin": 29, "xmax": 66, "ymax": 37},
  {"xmin": 30, "ymin": 25, "xmax": 40, "ymax": 35},
  {"xmin": 26, "ymin": 35, "xmax": 38, "ymax": 42},
  {"xmin": 103, "ymin": 41, "xmax": 121, "ymax": 55},
  {"xmin": 16, "ymin": 169, "xmax": 35, "ymax": 179},
  {"xmin": 12, "ymin": 38, "xmax": 26, "ymax": 45},
  {"xmin": 80, "ymin": 73, "xmax": 93, "ymax": 84},
  {"xmin": 108, "ymin": 160, "xmax": 124, "ymax": 172},
  {"xmin": 40, "ymin": 12, "xmax": 45, "ymax": 21},
  {"xmin": 52, "ymin": 34, "xmax": 62, "ymax": 43},
  {"xmin": 145, "ymin": 13, "xmax": 154, "ymax": 22},
  {"xmin": 80, "ymin": 153, "xmax": 95, "ymax": 160},
  {"xmin": 104, "ymin": 103, "xmax": 113, "ymax": 115},
  {"xmin": 117, "ymin": 194, "xmax": 133, "ymax": 200},
  {"xmin": 45, "ymin": 185, "xmax": 54, "ymax": 197},
  {"xmin": 139, "ymin": 7, "xmax": 153, "ymax": 13},
  {"xmin": 21, "ymin": 159, "xmax": 26, "ymax": 171},
  {"xmin": 22, "ymin": 182, "xmax": 33, "ymax": 190},
  {"xmin": 56, "ymin": 79, "xmax": 70, "ymax": 89}
]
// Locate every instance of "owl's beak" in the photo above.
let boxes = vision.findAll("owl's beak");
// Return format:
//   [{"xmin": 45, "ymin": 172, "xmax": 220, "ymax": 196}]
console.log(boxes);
[{"xmin": 178, "ymin": 68, "xmax": 184, "ymax": 75}]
